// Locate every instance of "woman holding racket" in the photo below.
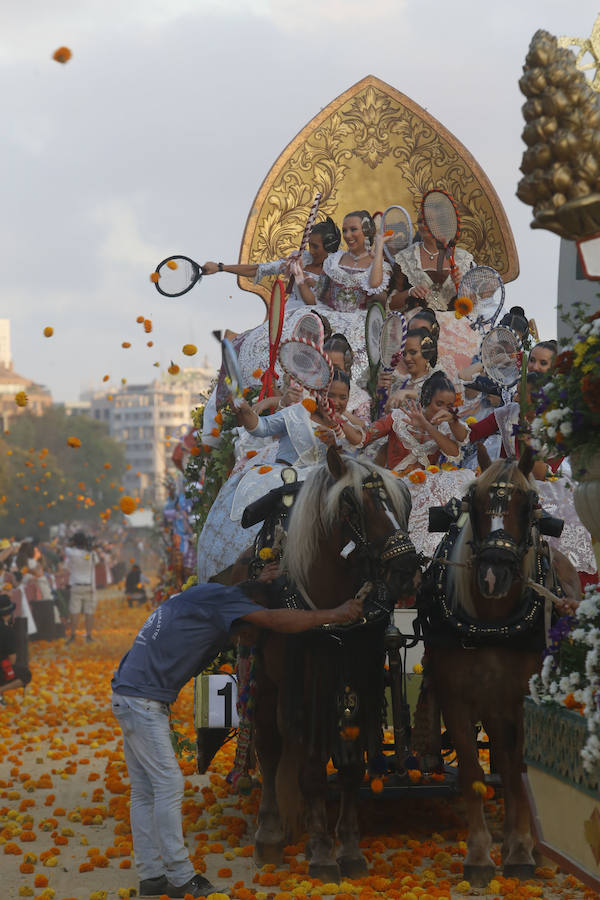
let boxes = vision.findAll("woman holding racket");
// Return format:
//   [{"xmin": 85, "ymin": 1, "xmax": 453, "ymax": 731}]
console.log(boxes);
[
  {"xmin": 201, "ymin": 218, "xmax": 341, "ymax": 312},
  {"xmin": 320, "ymin": 210, "xmax": 391, "ymax": 312}
]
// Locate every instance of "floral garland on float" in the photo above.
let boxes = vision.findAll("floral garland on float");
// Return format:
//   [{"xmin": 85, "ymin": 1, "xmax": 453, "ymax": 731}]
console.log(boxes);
[
  {"xmin": 529, "ymin": 582, "xmax": 600, "ymax": 774},
  {"xmin": 529, "ymin": 302, "xmax": 600, "ymax": 571}
]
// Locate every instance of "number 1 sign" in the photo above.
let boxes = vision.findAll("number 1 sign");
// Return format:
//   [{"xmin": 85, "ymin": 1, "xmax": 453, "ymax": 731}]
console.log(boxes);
[{"xmin": 194, "ymin": 674, "xmax": 239, "ymax": 729}]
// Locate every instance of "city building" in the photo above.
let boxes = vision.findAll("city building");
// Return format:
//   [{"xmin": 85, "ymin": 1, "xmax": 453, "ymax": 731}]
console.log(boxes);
[
  {"xmin": 89, "ymin": 365, "xmax": 214, "ymax": 505},
  {"xmin": 0, "ymin": 320, "xmax": 53, "ymax": 430}
]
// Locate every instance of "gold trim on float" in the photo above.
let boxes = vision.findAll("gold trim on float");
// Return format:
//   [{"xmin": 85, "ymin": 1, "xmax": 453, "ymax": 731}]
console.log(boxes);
[{"xmin": 238, "ymin": 74, "xmax": 519, "ymax": 308}]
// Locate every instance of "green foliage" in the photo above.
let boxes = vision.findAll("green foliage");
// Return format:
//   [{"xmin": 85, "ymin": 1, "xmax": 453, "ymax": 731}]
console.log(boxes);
[{"xmin": 0, "ymin": 407, "xmax": 126, "ymax": 538}]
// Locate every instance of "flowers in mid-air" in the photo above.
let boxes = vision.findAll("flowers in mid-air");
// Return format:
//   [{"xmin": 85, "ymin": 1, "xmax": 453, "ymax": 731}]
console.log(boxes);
[
  {"xmin": 43, "ymin": 326, "xmax": 54, "ymax": 337},
  {"xmin": 52, "ymin": 46, "xmax": 72, "ymax": 64},
  {"xmin": 182, "ymin": 344, "xmax": 197, "ymax": 356},
  {"xmin": 15, "ymin": 391, "xmax": 28, "ymax": 407},
  {"xmin": 66, "ymin": 436, "xmax": 81, "ymax": 448}
]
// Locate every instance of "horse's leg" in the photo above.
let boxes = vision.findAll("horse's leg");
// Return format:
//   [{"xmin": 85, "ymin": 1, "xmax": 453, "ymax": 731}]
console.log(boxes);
[
  {"xmin": 301, "ymin": 754, "xmax": 341, "ymax": 883},
  {"xmin": 335, "ymin": 761, "xmax": 368, "ymax": 879},
  {"xmin": 484, "ymin": 711, "xmax": 535, "ymax": 879},
  {"xmin": 254, "ymin": 669, "xmax": 285, "ymax": 866},
  {"xmin": 442, "ymin": 703, "xmax": 495, "ymax": 886}
]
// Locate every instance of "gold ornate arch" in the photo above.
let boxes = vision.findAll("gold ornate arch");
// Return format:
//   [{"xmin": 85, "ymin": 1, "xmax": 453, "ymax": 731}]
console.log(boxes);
[{"xmin": 238, "ymin": 75, "xmax": 519, "ymax": 306}]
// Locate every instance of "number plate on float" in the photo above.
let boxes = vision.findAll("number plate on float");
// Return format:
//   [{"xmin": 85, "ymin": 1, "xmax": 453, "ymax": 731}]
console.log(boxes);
[{"xmin": 194, "ymin": 674, "xmax": 239, "ymax": 729}]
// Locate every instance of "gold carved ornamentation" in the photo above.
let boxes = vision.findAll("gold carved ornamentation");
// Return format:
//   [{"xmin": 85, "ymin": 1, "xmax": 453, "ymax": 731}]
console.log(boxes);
[
  {"xmin": 238, "ymin": 75, "xmax": 518, "ymax": 307},
  {"xmin": 518, "ymin": 26, "xmax": 600, "ymax": 241},
  {"xmin": 558, "ymin": 13, "xmax": 600, "ymax": 93}
]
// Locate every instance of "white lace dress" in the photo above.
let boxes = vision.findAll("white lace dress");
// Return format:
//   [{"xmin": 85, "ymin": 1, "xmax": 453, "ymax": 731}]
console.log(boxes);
[{"xmin": 196, "ymin": 404, "xmax": 335, "ymax": 582}]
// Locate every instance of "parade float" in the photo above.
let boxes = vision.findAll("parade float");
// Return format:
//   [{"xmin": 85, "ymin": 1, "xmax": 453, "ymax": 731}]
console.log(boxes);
[{"xmin": 517, "ymin": 17, "xmax": 600, "ymax": 890}]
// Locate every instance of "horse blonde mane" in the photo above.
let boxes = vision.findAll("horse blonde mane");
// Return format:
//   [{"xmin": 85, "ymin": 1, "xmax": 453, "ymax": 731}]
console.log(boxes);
[
  {"xmin": 283, "ymin": 456, "xmax": 411, "ymax": 596},
  {"xmin": 449, "ymin": 458, "xmax": 537, "ymax": 616}
]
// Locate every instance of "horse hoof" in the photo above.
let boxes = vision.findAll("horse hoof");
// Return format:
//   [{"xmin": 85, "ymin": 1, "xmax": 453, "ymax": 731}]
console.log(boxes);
[
  {"xmin": 503, "ymin": 864, "xmax": 536, "ymax": 881},
  {"xmin": 463, "ymin": 864, "xmax": 496, "ymax": 887},
  {"xmin": 254, "ymin": 841, "xmax": 284, "ymax": 866},
  {"xmin": 308, "ymin": 862, "xmax": 341, "ymax": 883},
  {"xmin": 338, "ymin": 855, "xmax": 369, "ymax": 879}
]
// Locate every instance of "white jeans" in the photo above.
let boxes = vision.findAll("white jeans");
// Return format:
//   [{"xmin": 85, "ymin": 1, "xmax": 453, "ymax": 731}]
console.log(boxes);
[{"xmin": 111, "ymin": 693, "xmax": 195, "ymax": 886}]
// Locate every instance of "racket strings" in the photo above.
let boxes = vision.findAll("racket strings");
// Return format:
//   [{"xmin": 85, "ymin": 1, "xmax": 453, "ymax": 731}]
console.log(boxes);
[
  {"xmin": 379, "ymin": 315, "xmax": 408, "ymax": 370},
  {"xmin": 422, "ymin": 193, "xmax": 459, "ymax": 245},
  {"xmin": 157, "ymin": 259, "xmax": 197, "ymax": 295}
]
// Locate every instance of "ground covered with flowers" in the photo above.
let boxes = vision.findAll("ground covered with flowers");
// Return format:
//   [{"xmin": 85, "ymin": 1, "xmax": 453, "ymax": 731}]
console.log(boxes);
[{"xmin": 0, "ymin": 589, "xmax": 592, "ymax": 900}]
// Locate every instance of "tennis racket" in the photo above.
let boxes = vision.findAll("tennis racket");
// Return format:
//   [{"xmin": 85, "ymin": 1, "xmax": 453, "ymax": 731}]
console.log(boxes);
[
  {"xmin": 380, "ymin": 205, "xmax": 413, "ymax": 265},
  {"xmin": 480, "ymin": 325, "xmax": 522, "ymax": 404},
  {"xmin": 421, "ymin": 190, "xmax": 461, "ymax": 290},
  {"xmin": 286, "ymin": 192, "xmax": 322, "ymax": 295},
  {"xmin": 213, "ymin": 330, "xmax": 244, "ymax": 406},
  {"xmin": 259, "ymin": 279, "xmax": 285, "ymax": 400},
  {"xmin": 377, "ymin": 312, "xmax": 408, "ymax": 416},
  {"xmin": 365, "ymin": 302, "xmax": 385, "ymax": 368},
  {"xmin": 292, "ymin": 312, "xmax": 325, "ymax": 347},
  {"xmin": 152, "ymin": 255, "xmax": 206, "ymax": 298},
  {"xmin": 457, "ymin": 266, "xmax": 505, "ymax": 331},
  {"xmin": 278, "ymin": 336, "xmax": 337, "ymax": 424}
]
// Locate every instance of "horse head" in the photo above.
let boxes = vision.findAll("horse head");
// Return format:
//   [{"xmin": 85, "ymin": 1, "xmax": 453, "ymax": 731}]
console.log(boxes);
[
  {"xmin": 326, "ymin": 447, "xmax": 419, "ymax": 599},
  {"xmin": 467, "ymin": 446, "xmax": 538, "ymax": 601}
]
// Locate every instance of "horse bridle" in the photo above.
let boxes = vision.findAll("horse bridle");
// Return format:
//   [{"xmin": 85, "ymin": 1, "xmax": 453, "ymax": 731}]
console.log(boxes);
[
  {"xmin": 465, "ymin": 475, "xmax": 538, "ymax": 575},
  {"xmin": 338, "ymin": 472, "xmax": 416, "ymax": 583}
]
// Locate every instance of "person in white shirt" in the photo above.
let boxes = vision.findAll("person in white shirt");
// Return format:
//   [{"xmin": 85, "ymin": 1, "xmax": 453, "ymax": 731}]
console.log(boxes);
[{"xmin": 64, "ymin": 532, "xmax": 98, "ymax": 644}]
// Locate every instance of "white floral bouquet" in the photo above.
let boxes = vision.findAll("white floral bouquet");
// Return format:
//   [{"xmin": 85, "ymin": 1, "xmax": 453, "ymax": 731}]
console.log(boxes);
[{"xmin": 529, "ymin": 582, "xmax": 600, "ymax": 772}]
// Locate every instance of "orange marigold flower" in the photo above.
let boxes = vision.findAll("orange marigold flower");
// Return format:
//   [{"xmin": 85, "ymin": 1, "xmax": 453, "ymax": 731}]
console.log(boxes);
[
  {"xmin": 53, "ymin": 46, "xmax": 72, "ymax": 63},
  {"xmin": 66, "ymin": 436, "xmax": 81, "ymax": 448},
  {"xmin": 246, "ymin": 450, "xmax": 258, "ymax": 458},
  {"xmin": 78, "ymin": 861, "xmax": 94, "ymax": 872},
  {"xmin": 143, "ymin": 319, "xmax": 152, "ymax": 333},
  {"xmin": 119, "ymin": 858, "xmax": 131, "ymax": 868},
  {"xmin": 214, "ymin": 411, "xmax": 223, "ymax": 425},
  {"xmin": 217, "ymin": 867, "xmax": 233, "ymax": 878},
  {"xmin": 301, "ymin": 397, "xmax": 317, "ymax": 413},
  {"xmin": 136, "ymin": 315, "xmax": 145, "ymax": 323},
  {"xmin": 168, "ymin": 362, "xmax": 180, "ymax": 375},
  {"xmin": 102, "ymin": 374, "xmax": 109, "ymax": 381},
  {"xmin": 150, "ymin": 271, "xmax": 160, "ymax": 283},
  {"xmin": 43, "ymin": 326, "xmax": 54, "ymax": 337},
  {"xmin": 454, "ymin": 296, "xmax": 473, "ymax": 318},
  {"xmin": 121, "ymin": 341, "xmax": 131, "ymax": 348},
  {"xmin": 190, "ymin": 446, "xmax": 201, "ymax": 457},
  {"xmin": 19, "ymin": 862, "xmax": 34, "ymax": 873},
  {"xmin": 210, "ymin": 427, "xmax": 220, "ymax": 438},
  {"xmin": 408, "ymin": 470, "xmax": 426, "ymax": 484},
  {"xmin": 425, "ymin": 465, "xmax": 440, "ymax": 473},
  {"xmin": 258, "ymin": 465, "xmax": 273, "ymax": 474},
  {"xmin": 182, "ymin": 344, "xmax": 197, "ymax": 356},
  {"xmin": 147, "ymin": 340, "xmax": 154, "ymax": 347},
  {"xmin": 166, "ymin": 259, "xmax": 178, "ymax": 270},
  {"xmin": 15, "ymin": 391, "xmax": 28, "ymax": 407},
  {"xmin": 339, "ymin": 726, "xmax": 360, "ymax": 741},
  {"xmin": 370, "ymin": 778, "xmax": 384, "ymax": 794},
  {"xmin": 119, "ymin": 496, "xmax": 137, "ymax": 515},
  {"xmin": 252, "ymin": 368, "xmax": 263, "ymax": 378},
  {"xmin": 34, "ymin": 874, "xmax": 49, "ymax": 888},
  {"xmin": 471, "ymin": 780, "xmax": 487, "ymax": 797}
]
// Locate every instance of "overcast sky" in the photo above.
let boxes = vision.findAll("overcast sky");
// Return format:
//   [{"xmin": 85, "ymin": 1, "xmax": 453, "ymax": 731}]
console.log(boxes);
[{"xmin": 1, "ymin": 0, "xmax": 598, "ymax": 402}]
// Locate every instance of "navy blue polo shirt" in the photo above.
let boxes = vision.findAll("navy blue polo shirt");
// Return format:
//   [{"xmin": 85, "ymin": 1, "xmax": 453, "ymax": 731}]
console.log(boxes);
[{"xmin": 111, "ymin": 583, "xmax": 260, "ymax": 703}]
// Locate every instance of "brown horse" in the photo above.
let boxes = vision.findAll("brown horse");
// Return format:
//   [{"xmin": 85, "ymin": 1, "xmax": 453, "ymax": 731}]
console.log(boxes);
[
  {"xmin": 252, "ymin": 447, "xmax": 418, "ymax": 881},
  {"xmin": 421, "ymin": 447, "xmax": 579, "ymax": 885}
]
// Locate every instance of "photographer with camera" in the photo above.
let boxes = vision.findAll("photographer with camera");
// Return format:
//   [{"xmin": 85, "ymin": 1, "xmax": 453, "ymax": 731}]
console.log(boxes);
[
  {"xmin": 63, "ymin": 531, "xmax": 98, "ymax": 644},
  {"xmin": 0, "ymin": 593, "xmax": 32, "ymax": 697}
]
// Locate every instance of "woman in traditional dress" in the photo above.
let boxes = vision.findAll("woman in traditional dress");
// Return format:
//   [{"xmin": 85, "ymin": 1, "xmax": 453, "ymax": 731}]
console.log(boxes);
[
  {"xmin": 389, "ymin": 209, "xmax": 479, "ymax": 384},
  {"xmin": 201, "ymin": 218, "xmax": 341, "ymax": 314},
  {"xmin": 362, "ymin": 371, "xmax": 474, "ymax": 558},
  {"xmin": 323, "ymin": 333, "xmax": 371, "ymax": 423},
  {"xmin": 195, "ymin": 371, "xmax": 364, "ymax": 582}
]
